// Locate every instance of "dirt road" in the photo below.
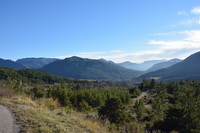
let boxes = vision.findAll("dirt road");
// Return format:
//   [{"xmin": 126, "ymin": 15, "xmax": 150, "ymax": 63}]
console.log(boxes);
[{"xmin": 0, "ymin": 105, "xmax": 20, "ymax": 133}]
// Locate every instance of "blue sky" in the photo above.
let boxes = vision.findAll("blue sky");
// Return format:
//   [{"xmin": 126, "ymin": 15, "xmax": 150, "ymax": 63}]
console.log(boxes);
[{"xmin": 1, "ymin": 0, "xmax": 200, "ymax": 63}]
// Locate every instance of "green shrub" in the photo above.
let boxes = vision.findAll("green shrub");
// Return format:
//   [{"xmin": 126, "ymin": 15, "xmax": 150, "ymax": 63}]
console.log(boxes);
[{"xmin": 78, "ymin": 100, "xmax": 92, "ymax": 112}]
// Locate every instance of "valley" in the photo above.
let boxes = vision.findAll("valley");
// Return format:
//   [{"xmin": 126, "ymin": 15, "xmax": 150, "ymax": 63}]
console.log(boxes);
[
  {"xmin": 0, "ymin": 51, "xmax": 200, "ymax": 132},
  {"xmin": 1, "ymin": 1, "xmax": 200, "ymax": 132}
]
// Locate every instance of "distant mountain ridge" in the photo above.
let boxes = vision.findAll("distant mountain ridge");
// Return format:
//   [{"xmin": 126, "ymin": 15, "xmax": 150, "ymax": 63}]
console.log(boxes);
[
  {"xmin": 0, "ymin": 58, "xmax": 27, "ymax": 69},
  {"xmin": 145, "ymin": 59, "xmax": 182, "ymax": 73},
  {"xmin": 118, "ymin": 60, "xmax": 166, "ymax": 71},
  {"xmin": 99, "ymin": 58, "xmax": 115, "ymax": 64},
  {"xmin": 16, "ymin": 58, "xmax": 59, "ymax": 69},
  {"xmin": 41, "ymin": 56, "xmax": 143, "ymax": 81},
  {"xmin": 140, "ymin": 51, "xmax": 200, "ymax": 81}
]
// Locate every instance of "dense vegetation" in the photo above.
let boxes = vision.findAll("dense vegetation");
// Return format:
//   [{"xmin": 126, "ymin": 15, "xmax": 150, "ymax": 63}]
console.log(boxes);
[
  {"xmin": 0, "ymin": 67, "xmax": 65, "ymax": 84},
  {"xmin": 0, "ymin": 67, "xmax": 133, "ymax": 89},
  {"xmin": 138, "ymin": 79, "xmax": 200, "ymax": 133},
  {"xmin": 31, "ymin": 80, "xmax": 200, "ymax": 132},
  {"xmin": 0, "ymin": 67, "xmax": 200, "ymax": 132}
]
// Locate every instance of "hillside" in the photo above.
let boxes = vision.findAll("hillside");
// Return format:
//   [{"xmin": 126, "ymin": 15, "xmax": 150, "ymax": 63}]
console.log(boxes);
[
  {"xmin": 41, "ymin": 56, "xmax": 142, "ymax": 81},
  {"xmin": 0, "ymin": 67, "xmax": 65, "ymax": 84},
  {"xmin": 145, "ymin": 59, "xmax": 181, "ymax": 73},
  {"xmin": 0, "ymin": 66, "xmax": 133, "ymax": 90},
  {"xmin": 16, "ymin": 58, "xmax": 59, "ymax": 69},
  {"xmin": 140, "ymin": 51, "xmax": 200, "ymax": 81},
  {"xmin": 0, "ymin": 95, "xmax": 108, "ymax": 133},
  {"xmin": 0, "ymin": 58, "xmax": 27, "ymax": 69},
  {"xmin": 1, "ymin": 77, "xmax": 200, "ymax": 132}
]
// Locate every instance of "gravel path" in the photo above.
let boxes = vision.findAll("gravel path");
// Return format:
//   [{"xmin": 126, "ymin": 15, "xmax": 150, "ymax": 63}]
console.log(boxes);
[{"xmin": 0, "ymin": 105, "xmax": 20, "ymax": 133}]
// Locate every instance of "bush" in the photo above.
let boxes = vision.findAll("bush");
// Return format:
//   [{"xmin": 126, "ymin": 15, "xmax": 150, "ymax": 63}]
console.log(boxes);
[
  {"xmin": 37, "ymin": 98, "xmax": 59, "ymax": 110},
  {"xmin": 108, "ymin": 123, "xmax": 117, "ymax": 132},
  {"xmin": 32, "ymin": 87, "xmax": 44, "ymax": 98},
  {"xmin": 98, "ymin": 97, "xmax": 131, "ymax": 126},
  {"xmin": 129, "ymin": 87, "xmax": 142, "ymax": 98},
  {"xmin": 78, "ymin": 100, "xmax": 92, "ymax": 112}
]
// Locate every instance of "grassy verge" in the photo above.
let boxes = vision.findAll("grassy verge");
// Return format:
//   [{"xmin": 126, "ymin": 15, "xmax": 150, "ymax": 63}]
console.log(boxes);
[{"xmin": 0, "ymin": 96, "xmax": 108, "ymax": 133}]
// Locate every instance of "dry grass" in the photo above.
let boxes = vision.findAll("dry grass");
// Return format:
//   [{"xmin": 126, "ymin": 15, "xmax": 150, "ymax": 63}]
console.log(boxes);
[
  {"xmin": 0, "ymin": 87, "xmax": 14, "ymax": 98},
  {"xmin": 0, "ymin": 96, "xmax": 108, "ymax": 133}
]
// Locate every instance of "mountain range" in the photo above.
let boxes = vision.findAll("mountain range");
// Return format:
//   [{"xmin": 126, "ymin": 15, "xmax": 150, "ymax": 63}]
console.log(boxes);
[
  {"xmin": 0, "ymin": 58, "xmax": 27, "ymax": 69},
  {"xmin": 145, "ymin": 59, "xmax": 182, "ymax": 73},
  {"xmin": 0, "ymin": 51, "xmax": 199, "ymax": 81},
  {"xmin": 140, "ymin": 52, "xmax": 200, "ymax": 81},
  {"xmin": 40, "ymin": 56, "xmax": 142, "ymax": 81},
  {"xmin": 118, "ymin": 60, "xmax": 166, "ymax": 71},
  {"xmin": 16, "ymin": 58, "xmax": 59, "ymax": 69}
]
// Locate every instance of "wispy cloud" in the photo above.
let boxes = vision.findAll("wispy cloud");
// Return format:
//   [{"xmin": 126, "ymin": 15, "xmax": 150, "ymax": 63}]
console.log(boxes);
[
  {"xmin": 56, "ymin": 49, "xmax": 165, "ymax": 63},
  {"xmin": 56, "ymin": 51, "xmax": 107, "ymax": 59},
  {"xmin": 180, "ymin": 17, "xmax": 200, "ymax": 25},
  {"xmin": 56, "ymin": 6, "xmax": 200, "ymax": 63},
  {"xmin": 104, "ymin": 30, "xmax": 200, "ymax": 62},
  {"xmin": 149, "ymin": 31, "xmax": 179, "ymax": 36},
  {"xmin": 109, "ymin": 50, "xmax": 123, "ymax": 53},
  {"xmin": 56, "ymin": 50, "xmax": 125, "ymax": 61},
  {"xmin": 191, "ymin": 7, "xmax": 200, "ymax": 14},
  {"xmin": 149, "ymin": 30, "xmax": 200, "ymax": 48},
  {"xmin": 148, "ymin": 30, "xmax": 200, "ymax": 58},
  {"xmin": 56, "ymin": 30, "xmax": 200, "ymax": 63},
  {"xmin": 177, "ymin": 10, "xmax": 187, "ymax": 15},
  {"xmin": 173, "ymin": 7, "xmax": 200, "ymax": 27},
  {"xmin": 182, "ymin": 30, "xmax": 200, "ymax": 42}
]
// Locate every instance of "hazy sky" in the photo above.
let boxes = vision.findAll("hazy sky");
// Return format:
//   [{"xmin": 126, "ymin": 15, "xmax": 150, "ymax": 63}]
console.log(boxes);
[{"xmin": 1, "ymin": 0, "xmax": 200, "ymax": 63}]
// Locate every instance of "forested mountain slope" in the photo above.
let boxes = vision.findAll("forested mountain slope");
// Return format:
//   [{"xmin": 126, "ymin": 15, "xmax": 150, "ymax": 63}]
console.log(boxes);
[{"xmin": 41, "ymin": 56, "xmax": 143, "ymax": 81}]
